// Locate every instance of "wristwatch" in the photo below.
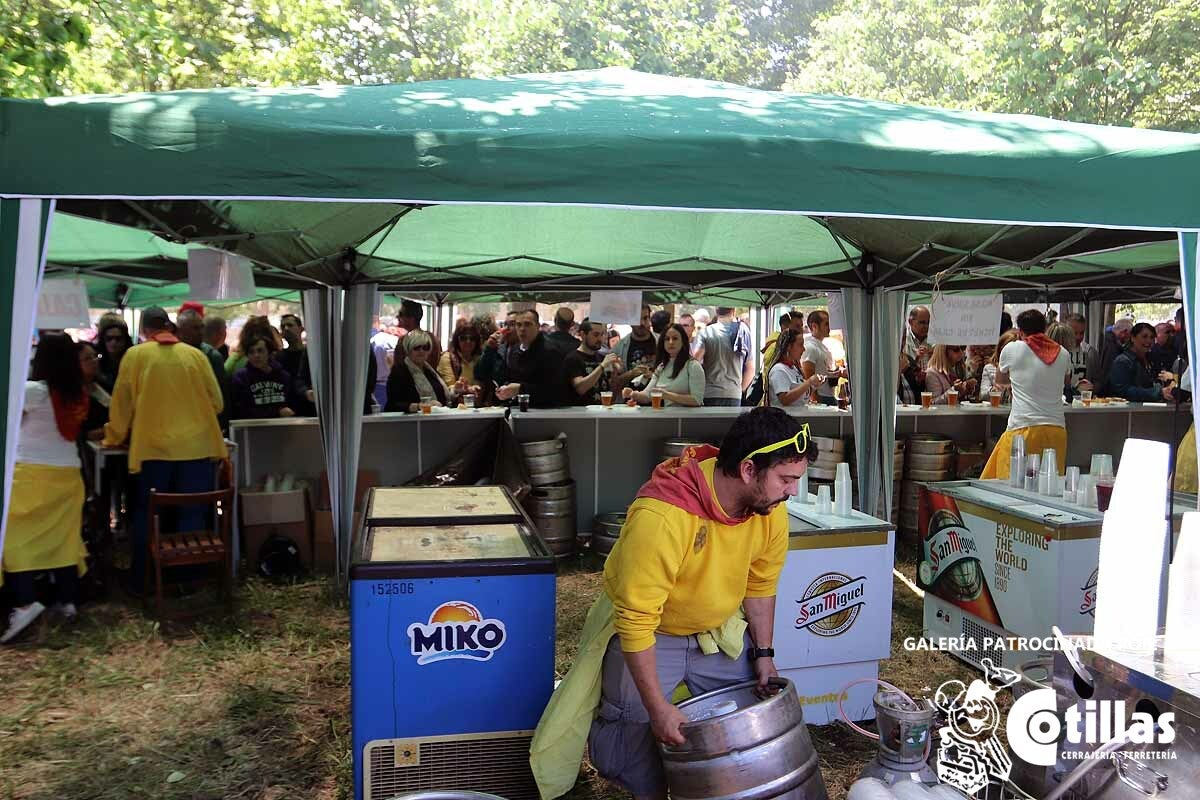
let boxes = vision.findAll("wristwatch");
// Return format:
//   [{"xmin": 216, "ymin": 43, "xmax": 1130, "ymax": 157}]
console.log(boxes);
[{"xmin": 748, "ymin": 647, "xmax": 775, "ymax": 661}]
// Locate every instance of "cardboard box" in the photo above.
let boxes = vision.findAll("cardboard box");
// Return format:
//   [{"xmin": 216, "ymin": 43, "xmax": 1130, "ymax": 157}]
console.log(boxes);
[
  {"xmin": 240, "ymin": 487, "xmax": 309, "ymax": 526},
  {"xmin": 243, "ymin": 520, "xmax": 313, "ymax": 574},
  {"xmin": 313, "ymin": 510, "xmax": 362, "ymax": 574},
  {"xmin": 317, "ymin": 470, "xmax": 380, "ymax": 511}
]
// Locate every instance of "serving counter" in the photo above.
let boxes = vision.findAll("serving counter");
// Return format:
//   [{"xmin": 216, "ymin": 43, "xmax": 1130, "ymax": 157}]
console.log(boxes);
[
  {"xmin": 230, "ymin": 402, "xmax": 1187, "ymax": 535},
  {"xmin": 778, "ymin": 497, "xmax": 895, "ymax": 725}
]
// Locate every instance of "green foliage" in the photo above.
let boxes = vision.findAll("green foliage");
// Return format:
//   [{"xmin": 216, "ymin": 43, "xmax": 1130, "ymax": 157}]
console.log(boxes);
[
  {"xmin": 0, "ymin": 0, "xmax": 832, "ymax": 97},
  {"xmin": 790, "ymin": 0, "xmax": 1200, "ymax": 130}
]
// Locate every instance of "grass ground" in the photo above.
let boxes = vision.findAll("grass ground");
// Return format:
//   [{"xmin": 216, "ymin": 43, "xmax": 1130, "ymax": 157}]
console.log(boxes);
[{"xmin": 0, "ymin": 550, "xmax": 976, "ymax": 800}]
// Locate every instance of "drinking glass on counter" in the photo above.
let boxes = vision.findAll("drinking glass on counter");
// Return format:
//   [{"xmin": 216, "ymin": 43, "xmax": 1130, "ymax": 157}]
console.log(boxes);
[
  {"xmin": 600, "ymin": 391, "xmax": 614, "ymax": 407},
  {"xmin": 650, "ymin": 389, "xmax": 664, "ymax": 409},
  {"xmin": 1080, "ymin": 389, "xmax": 1093, "ymax": 406},
  {"xmin": 464, "ymin": 394, "xmax": 476, "ymax": 410},
  {"xmin": 946, "ymin": 388, "xmax": 959, "ymax": 407},
  {"xmin": 518, "ymin": 393, "xmax": 531, "ymax": 412},
  {"xmin": 1090, "ymin": 454, "xmax": 1115, "ymax": 512},
  {"xmin": 990, "ymin": 390, "xmax": 1002, "ymax": 408},
  {"xmin": 420, "ymin": 396, "xmax": 434, "ymax": 415},
  {"xmin": 921, "ymin": 392, "xmax": 933, "ymax": 409}
]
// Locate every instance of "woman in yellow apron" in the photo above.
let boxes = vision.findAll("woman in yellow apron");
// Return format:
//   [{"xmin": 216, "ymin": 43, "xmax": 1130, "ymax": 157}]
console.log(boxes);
[{"xmin": 2, "ymin": 334, "xmax": 89, "ymax": 643}]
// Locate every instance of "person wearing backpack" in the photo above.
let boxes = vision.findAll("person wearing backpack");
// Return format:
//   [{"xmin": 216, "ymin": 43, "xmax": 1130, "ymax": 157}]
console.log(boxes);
[{"xmin": 695, "ymin": 307, "xmax": 754, "ymax": 407}]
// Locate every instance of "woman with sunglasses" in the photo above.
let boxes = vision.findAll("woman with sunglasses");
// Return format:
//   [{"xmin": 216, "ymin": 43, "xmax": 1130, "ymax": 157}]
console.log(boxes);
[
  {"xmin": 437, "ymin": 323, "xmax": 483, "ymax": 401},
  {"xmin": 95, "ymin": 314, "xmax": 132, "ymax": 394},
  {"xmin": 385, "ymin": 330, "xmax": 454, "ymax": 412},
  {"xmin": 925, "ymin": 344, "xmax": 977, "ymax": 404}
]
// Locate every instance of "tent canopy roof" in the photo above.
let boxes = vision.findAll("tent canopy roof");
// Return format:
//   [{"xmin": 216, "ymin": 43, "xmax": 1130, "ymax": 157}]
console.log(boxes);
[{"xmin": 7, "ymin": 69, "xmax": 1196, "ymax": 298}]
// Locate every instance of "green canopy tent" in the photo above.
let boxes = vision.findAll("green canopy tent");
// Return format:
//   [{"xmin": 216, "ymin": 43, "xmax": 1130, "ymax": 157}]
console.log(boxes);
[{"xmin": 4, "ymin": 68, "xmax": 1199, "ymax": 584}]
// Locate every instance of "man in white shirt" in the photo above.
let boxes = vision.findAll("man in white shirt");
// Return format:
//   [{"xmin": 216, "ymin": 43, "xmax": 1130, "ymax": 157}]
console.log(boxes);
[
  {"xmin": 1063, "ymin": 313, "xmax": 1095, "ymax": 390},
  {"xmin": 902, "ymin": 306, "xmax": 933, "ymax": 383},
  {"xmin": 981, "ymin": 309, "xmax": 1072, "ymax": 480},
  {"xmin": 800, "ymin": 311, "xmax": 844, "ymax": 406}
]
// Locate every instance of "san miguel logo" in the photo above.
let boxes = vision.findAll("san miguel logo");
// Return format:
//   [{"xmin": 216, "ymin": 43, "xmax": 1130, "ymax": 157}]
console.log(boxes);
[
  {"xmin": 796, "ymin": 572, "xmax": 866, "ymax": 637},
  {"xmin": 408, "ymin": 601, "xmax": 507, "ymax": 665},
  {"xmin": 1079, "ymin": 568, "xmax": 1098, "ymax": 617}
]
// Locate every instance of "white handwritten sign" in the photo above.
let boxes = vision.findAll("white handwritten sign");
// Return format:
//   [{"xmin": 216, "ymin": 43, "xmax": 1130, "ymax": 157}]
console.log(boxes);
[
  {"xmin": 928, "ymin": 294, "xmax": 1003, "ymax": 346},
  {"xmin": 589, "ymin": 290, "xmax": 643, "ymax": 325},
  {"xmin": 827, "ymin": 292, "xmax": 846, "ymax": 331},
  {"xmin": 36, "ymin": 277, "xmax": 91, "ymax": 329},
  {"xmin": 188, "ymin": 248, "xmax": 257, "ymax": 301}
]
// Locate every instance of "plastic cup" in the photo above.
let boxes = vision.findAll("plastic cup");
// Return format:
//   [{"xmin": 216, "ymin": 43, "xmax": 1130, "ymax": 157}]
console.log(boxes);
[
  {"xmin": 650, "ymin": 389, "xmax": 664, "ymax": 409},
  {"xmin": 518, "ymin": 393, "xmax": 531, "ymax": 412},
  {"xmin": 946, "ymin": 389, "xmax": 959, "ymax": 407},
  {"xmin": 990, "ymin": 391, "xmax": 1002, "ymax": 408},
  {"xmin": 816, "ymin": 485, "xmax": 832, "ymax": 514},
  {"xmin": 1064, "ymin": 466, "xmax": 1081, "ymax": 496},
  {"xmin": 1096, "ymin": 479, "xmax": 1115, "ymax": 512},
  {"xmin": 464, "ymin": 394, "xmax": 476, "ymax": 410},
  {"xmin": 1081, "ymin": 389, "xmax": 1093, "ymax": 407},
  {"xmin": 921, "ymin": 392, "xmax": 933, "ymax": 409},
  {"xmin": 420, "ymin": 397, "xmax": 433, "ymax": 415},
  {"xmin": 601, "ymin": 391, "xmax": 614, "ymax": 407}
]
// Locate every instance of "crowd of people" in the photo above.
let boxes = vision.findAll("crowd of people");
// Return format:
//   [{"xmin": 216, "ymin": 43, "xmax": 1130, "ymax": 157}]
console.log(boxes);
[{"xmin": 897, "ymin": 305, "xmax": 1186, "ymax": 407}]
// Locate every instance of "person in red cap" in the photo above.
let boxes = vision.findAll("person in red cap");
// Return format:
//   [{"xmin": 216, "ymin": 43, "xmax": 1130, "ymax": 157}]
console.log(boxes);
[{"xmin": 180, "ymin": 301, "xmax": 205, "ymax": 318}]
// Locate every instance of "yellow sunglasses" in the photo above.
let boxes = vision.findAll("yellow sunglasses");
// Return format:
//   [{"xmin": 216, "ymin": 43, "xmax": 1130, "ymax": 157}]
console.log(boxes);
[{"xmin": 741, "ymin": 423, "xmax": 811, "ymax": 463}]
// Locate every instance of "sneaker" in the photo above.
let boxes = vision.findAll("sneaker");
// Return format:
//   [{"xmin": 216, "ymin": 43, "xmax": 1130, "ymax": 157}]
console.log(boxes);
[
  {"xmin": 1, "ymin": 602, "xmax": 45, "ymax": 643},
  {"xmin": 52, "ymin": 603, "xmax": 78, "ymax": 621}
]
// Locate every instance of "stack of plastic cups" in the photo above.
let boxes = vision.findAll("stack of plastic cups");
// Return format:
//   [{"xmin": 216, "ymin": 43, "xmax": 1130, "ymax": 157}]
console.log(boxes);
[
  {"xmin": 1009, "ymin": 434, "xmax": 1026, "ymax": 488},
  {"xmin": 1024, "ymin": 453, "xmax": 1041, "ymax": 493},
  {"xmin": 1063, "ymin": 466, "xmax": 1081, "ymax": 504},
  {"xmin": 816, "ymin": 484, "xmax": 832, "ymax": 515},
  {"xmin": 834, "ymin": 463, "xmax": 853, "ymax": 517},
  {"xmin": 1040, "ymin": 448, "xmax": 1058, "ymax": 495}
]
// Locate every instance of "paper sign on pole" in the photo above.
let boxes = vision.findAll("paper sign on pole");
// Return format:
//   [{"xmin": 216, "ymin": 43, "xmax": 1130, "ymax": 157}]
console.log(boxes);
[
  {"xmin": 187, "ymin": 248, "xmax": 257, "ymax": 301},
  {"xmin": 827, "ymin": 292, "xmax": 846, "ymax": 331},
  {"xmin": 928, "ymin": 293, "xmax": 1003, "ymax": 345},
  {"xmin": 36, "ymin": 277, "xmax": 91, "ymax": 329},
  {"xmin": 589, "ymin": 290, "xmax": 643, "ymax": 325}
]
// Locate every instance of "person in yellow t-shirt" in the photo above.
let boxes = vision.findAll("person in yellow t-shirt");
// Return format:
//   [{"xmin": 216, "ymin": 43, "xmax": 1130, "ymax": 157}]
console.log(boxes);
[
  {"xmin": 98, "ymin": 307, "xmax": 226, "ymax": 593},
  {"xmin": 588, "ymin": 407, "xmax": 817, "ymax": 800}
]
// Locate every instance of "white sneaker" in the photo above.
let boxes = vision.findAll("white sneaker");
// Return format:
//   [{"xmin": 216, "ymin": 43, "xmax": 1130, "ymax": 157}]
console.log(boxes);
[{"xmin": 1, "ymin": 602, "xmax": 45, "ymax": 643}]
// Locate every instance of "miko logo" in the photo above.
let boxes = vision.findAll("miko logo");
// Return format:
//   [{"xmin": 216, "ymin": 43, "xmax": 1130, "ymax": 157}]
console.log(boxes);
[
  {"xmin": 407, "ymin": 601, "xmax": 507, "ymax": 665},
  {"xmin": 795, "ymin": 573, "xmax": 866, "ymax": 637},
  {"xmin": 1079, "ymin": 568, "xmax": 1098, "ymax": 617}
]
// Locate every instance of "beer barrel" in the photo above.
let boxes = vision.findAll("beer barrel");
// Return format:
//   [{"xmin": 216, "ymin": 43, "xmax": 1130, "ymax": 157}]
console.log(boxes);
[
  {"xmin": 662, "ymin": 439, "xmax": 709, "ymax": 460},
  {"xmin": 907, "ymin": 434, "xmax": 954, "ymax": 455},
  {"xmin": 521, "ymin": 437, "xmax": 571, "ymax": 487},
  {"xmin": 954, "ymin": 441, "xmax": 987, "ymax": 479},
  {"xmin": 525, "ymin": 481, "xmax": 577, "ymax": 559},
  {"xmin": 592, "ymin": 512, "xmax": 626, "ymax": 559},
  {"xmin": 661, "ymin": 678, "xmax": 828, "ymax": 800}
]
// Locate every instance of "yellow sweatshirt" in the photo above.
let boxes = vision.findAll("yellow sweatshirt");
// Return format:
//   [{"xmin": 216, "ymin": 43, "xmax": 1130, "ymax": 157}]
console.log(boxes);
[
  {"xmin": 102, "ymin": 339, "xmax": 227, "ymax": 473},
  {"xmin": 603, "ymin": 458, "xmax": 788, "ymax": 652}
]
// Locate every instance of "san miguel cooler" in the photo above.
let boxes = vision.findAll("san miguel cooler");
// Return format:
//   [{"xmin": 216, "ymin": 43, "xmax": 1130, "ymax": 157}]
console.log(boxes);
[
  {"xmin": 918, "ymin": 480, "xmax": 1106, "ymax": 672},
  {"xmin": 917, "ymin": 488, "xmax": 1003, "ymax": 627}
]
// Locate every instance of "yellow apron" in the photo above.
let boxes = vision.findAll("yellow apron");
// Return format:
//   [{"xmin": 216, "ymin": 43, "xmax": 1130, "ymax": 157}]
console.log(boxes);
[
  {"xmin": 1, "ymin": 462, "xmax": 87, "ymax": 586},
  {"xmin": 1174, "ymin": 424, "xmax": 1197, "ymax": 494},
  {"xmin": 529, "ymin": 594, "xmax": 746, "ymax": 800},
  {"xmin": 981, "ymin": 425, "xmax": 1067, "ymax": 480}
]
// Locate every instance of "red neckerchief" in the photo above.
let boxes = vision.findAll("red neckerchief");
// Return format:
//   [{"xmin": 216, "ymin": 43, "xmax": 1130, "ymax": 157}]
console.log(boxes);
[
  {"xmin": 635, "ymin": 444, "xmax": 751, "ymax": 526},
  {"xmin": 50, "ymin": 389, "xmax": 89, "ymax": 441},
  {"xmin": 1023, "ymin": 334, "xmax": 1061, "ymax": 366}
]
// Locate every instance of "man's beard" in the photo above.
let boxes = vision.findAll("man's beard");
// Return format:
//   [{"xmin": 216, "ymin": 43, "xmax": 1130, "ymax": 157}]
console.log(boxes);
[{"xmin": 746, "ymin": 486, "xmax": 788, "ymax": 517}]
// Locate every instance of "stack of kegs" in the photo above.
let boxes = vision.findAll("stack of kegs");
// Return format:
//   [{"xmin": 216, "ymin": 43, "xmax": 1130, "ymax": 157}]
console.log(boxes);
[
  {"xmin": 899, "ymin": 434, "xmax": 954, "ymax": 538},
  {"xmin": 592, "ymin": 512, "xmax": 626, "ymax": 561},
  {"xmin": 520, "ymin": 436, "xmax": 576, "ymax": 560},
  {"xmin": 807, "ymin": 435, "xmax": 848, "ymax": 502},
  {"xmin": 661, "ymin": 438, "xmax": 709, "ymax": 462},
  {"xmin": 954, "ymin": 441, "xmax": 988, "ymax": 479}
]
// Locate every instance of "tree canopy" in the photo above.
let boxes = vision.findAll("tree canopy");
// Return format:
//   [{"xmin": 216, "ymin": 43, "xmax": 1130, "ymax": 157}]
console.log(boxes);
[{"xmin": 2, "ymin": 0, "xmax": 1195, "ymax": 131}]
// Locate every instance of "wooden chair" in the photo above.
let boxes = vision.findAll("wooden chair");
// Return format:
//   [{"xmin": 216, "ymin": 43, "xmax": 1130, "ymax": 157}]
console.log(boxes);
[{"xmin": 144, "ymin": 487, "xmax": 234, "ymax": 620}]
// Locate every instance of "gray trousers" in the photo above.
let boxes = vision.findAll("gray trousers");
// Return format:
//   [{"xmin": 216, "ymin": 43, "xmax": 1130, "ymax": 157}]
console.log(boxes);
[{"xmin": 588, "ymin": 631, "xmax": 753, "ymax": 795}]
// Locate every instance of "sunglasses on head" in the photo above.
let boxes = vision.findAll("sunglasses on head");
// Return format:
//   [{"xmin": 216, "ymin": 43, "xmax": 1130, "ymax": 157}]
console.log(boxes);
[{"xmin": 741, "ymin": 423, "xmax": 811, "ymax": 463}]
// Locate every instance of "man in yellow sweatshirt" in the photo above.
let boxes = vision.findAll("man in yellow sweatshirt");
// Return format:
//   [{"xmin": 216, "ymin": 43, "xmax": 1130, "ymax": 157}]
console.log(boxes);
[
  {"xmin": 100, "ymin": 307, "xmax": 226, "ymax": 591},
  {"xmin": 588, "ymin": 407, "xmax": 816, "ymax": 800}
]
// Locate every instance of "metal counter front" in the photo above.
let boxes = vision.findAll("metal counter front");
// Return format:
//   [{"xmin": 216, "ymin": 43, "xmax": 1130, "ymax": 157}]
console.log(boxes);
[
  {"xmin": 349, "ymin": 486, "xmax": 556, "ymax": 800},
  {"xmin": 777, "ymin": 497, "xmax": 895, "ymax": 725}
]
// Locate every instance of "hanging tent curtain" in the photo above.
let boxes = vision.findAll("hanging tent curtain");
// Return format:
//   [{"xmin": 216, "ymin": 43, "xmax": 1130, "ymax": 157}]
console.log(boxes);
[
  {"xmin": 1181, "ymin": 232, "xmax": 1200, "ymax": 489},
  {"xmin": 0, "ymin": 199, "xmax": 54, "ymax": 560},
  {"xmin": 301, "ymin": 284, "xmax": 372, "ymax": 584}
]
